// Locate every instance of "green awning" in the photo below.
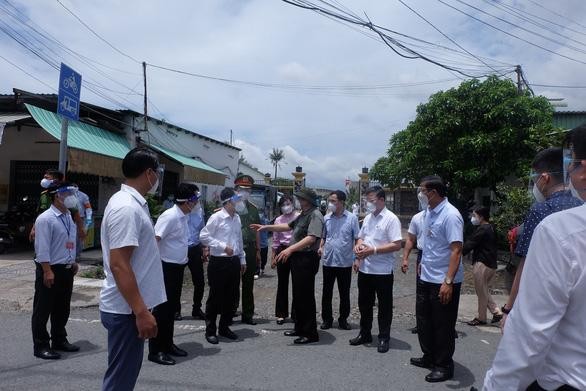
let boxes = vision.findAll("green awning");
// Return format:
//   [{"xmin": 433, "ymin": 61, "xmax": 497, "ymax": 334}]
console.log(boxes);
[
  {"xmin": 150, "ymin": 144, "xmax": 226, "ymax": 185},
  {"xmin": 25, "ymin": 103, "xmax": 130, "ymax": 159}
]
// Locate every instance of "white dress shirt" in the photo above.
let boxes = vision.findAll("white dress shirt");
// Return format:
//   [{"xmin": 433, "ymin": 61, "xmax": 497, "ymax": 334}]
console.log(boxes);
[
  {"xmin": 155, "ymin": 205, "xmax": 189, "ymax": 265},
  {"xmin": 34, "ymin": 205, "xmax": 76, "ymax": 265},
  {"xmin": 200, "ymin": 208, "xmax": 246, "ymax": 265},
  {"xmin": 358, "ymin": 207, "xmax": 403, "ymax": 275},
  {"xmin": 408, "ymin": 210, "xmax": 426, "ymax": 250},
  {"xmin": 99, "ymin": 184, "xmax": 166, "ymax": 315},
  {"xmin": 483, "ymin": 204, "xmax": 586, "ymax": 391}
]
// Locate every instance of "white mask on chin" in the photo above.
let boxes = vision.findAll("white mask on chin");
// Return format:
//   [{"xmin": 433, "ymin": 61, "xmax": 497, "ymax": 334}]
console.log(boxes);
[{"xmin": 532, "ymin": 183, "xmax": 546, "ymax": 203}]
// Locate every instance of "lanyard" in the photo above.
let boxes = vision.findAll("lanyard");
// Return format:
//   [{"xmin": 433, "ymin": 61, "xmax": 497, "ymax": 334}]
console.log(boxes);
[{"xmin": 59, "ymin": 214, "xmax": 72, "ymax": 238}]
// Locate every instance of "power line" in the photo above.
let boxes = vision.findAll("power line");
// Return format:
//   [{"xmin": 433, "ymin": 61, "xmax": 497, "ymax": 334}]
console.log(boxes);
[
  {"xmin": 529, "ymin": 83, "xmax": 586, "ymax": 89},
  {"xmin": 437, "ymin": 0, "xmax": 586, "ymax": 66},
  {"xmin": 525, "ymin": 0, "xmax": 586, "ymax": 32},
  {"xmin": 55, "ymin": 0, "xmax": 139, "ymax": 63}
]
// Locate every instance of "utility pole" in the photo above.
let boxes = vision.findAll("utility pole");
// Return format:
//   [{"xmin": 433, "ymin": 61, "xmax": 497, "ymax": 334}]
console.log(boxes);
[
  {"xmin": 515, "ymin": 65, "xmax": 523, "ymax": 94},
  {"xmin": 143, "ymin": 61, "xmax": 148, "ymax": 132},
  {"xmin": 230, "ymin": 129, "xmax": 233, "ymax": 145}
]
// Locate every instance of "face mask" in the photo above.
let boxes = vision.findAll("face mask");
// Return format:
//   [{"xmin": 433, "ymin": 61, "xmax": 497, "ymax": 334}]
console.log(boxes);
[
  {"xmin": 190, "ymin": 203, "xmax": 201, "ymax": 214},
  {"xmin": 234, "ymin": 200, "xmax": 246, "ymax": 213},
  {"xmin": 532, "ymin": 182, "xmax": 546, "ymax": 203},
  {"xmin": 63, "ymin": 195, "xmax": 78, "ymax": 209},
  {"xmin": 294, "ymin": 199, "xmax": 301, "ymax": 210},
  {"xmin": 41, "ymin": 178, "xmax": 53, "ymax": 189},
  {"xmin": 417, "ymin": 192, "xmax": 429, "ymax": 209},
  {"xmin": 281, "ymin": 204, "xmax": 293, "ymax": 215},
  {"xmin": 569, "ymin": 180, "xmax": 584, "ymax": 201},
  {"xmin": 147, "ymin": 171, "xmax": 159, "ymax": 195},
  {"xmin": 366, "ymin": 201, "xmax": 377, "ymax": 214},
  {"xmin": 239, "ymin": 191, "xmax": 250, "ymax": 201},
  {"xmin": 471, "ymin": 216, "xmax": 480, "ymax": 226},
  {"xmin": 327, "ymin": 203, "xmax": 337, "ymax": 213}
]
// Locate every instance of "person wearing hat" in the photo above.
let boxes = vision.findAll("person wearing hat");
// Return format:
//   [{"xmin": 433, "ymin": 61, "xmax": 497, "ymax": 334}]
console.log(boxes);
[
  {"xmin": 147, "ymin": 183, "xmax": 200, "ymax": 366},
  {"xmin": 32, "ymin": 181, "xmax": 80, "ymax": 360},
  {"xmin": 251, "ymin": 188, "xmax": 324, "ymax": 344},
  {"xmin": 234, "ymin": 174, "xmax": 261, "ymax": 325},
  {"xmin": 200, "ymin": 188, "xmax": 247, "ymax": 344}
]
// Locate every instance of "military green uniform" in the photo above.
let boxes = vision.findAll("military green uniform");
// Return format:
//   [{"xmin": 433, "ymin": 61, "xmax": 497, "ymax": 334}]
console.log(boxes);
[{"xmin": 236, "ymin": 200, "xmax": 260, "ymax": 320}]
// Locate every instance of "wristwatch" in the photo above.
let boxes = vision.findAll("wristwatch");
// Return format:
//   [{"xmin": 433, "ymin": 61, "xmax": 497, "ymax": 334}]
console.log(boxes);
[{"xmin": 444, "ymin": 277, "xmax": 453, "ymax": 286}]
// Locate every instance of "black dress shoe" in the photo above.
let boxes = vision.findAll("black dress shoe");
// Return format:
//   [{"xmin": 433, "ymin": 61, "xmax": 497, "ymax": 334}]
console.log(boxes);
[
  {"xmin": 349, "ymin": 334, "xmax": 373, "ymax": 346},
  {"xmin": 219, "ymin": 328, "xmax": 238, "ymax": 340},
  {"xmin": 174, "ymin": 312, "xmax": 183, "ymax": 321},
  {"xmin": 148, "ymin": 352, "xmax": 176, "ymax": 366},
  {"xmin": 276, "ymin": 318, "xmax": 285, "ymax": 325},
  {"xmin": 320, "ymin": 321, "xmax": 332, "ymax": 330},
  {"xmin": 377, "ymin": 339, "xmax": 390, "ymax": 353},
  {"xmin": 338, "ymin": 320, "xmax": 351, "ymax": 330},
  {"xmin": 425, "ymin": 368, "xmax": 454, "ymax": 383},
  {"xmin": 169, "ymin": 344, "xmax": 188, "ymax": 357},
  {"xmin": 284, "ymin": 330, "xmax": 300, "ymax": 337},
  {"xmin": 52, "ymin": 340, "xmax": 80, "ymax": 352},
  {"xmin": 34, "ymin": 348, "xmax": 61, "ymax": 360},
  {"xmin": 410, "ymin": 357, "xmax": 433, "ymax": 369},
  {"xmin": 293, "ymin": 336, "xmax": 319, "ymax": 344},
  {"xmin": 205, "ymin": 335, "xmax": 219, "ymax": 345},
  {"xmin": 192, "ymin": 309, "xmax": 206, "ymax": 320},
  {"xmin": 409, "ymin": 326, "xmax": 418, "ymax": 334},
  {"xmin": 242, "ymin": 317, "xmax": 257, "ymax": 325}
]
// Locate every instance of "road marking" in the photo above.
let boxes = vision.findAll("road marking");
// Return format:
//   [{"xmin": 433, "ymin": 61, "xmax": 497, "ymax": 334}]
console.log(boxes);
[{"xmin": 481, "ymin": 339, "xmax": 490, "ymax": 345}]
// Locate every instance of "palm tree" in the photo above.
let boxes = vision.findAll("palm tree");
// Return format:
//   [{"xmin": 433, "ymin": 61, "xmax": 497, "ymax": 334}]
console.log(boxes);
[{"xmin": 269, "ymin": 148, "xmax": 285, "ymax": 180}]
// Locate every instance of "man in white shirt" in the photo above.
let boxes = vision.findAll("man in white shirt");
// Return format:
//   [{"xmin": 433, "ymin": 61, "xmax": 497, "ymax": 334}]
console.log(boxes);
[
  {"xmin": 483, "ymin": 125, "xmax": 586, "ymax": 391},
  {"xmin": 401, "ymin": 198, "xmax": 428, "ymax": 334},
  {"xmin": 100, "ymin": 148, "xmax": 166, "ymax": 391},
  {"xmin": 200, "ymin": 187, "xmax": 247, "ymax": 344},
  {"xmin": 32, "ymin": 182, "xmax": 80, "ymax": 360},
  {"xmin": 350, "ymin": 186, "xmax": 403, "ymax": 354},
  {"xmin": 148, "ymin": 183, "xmax": 200, "ymax": 366},
  {"xmin": 411, "ymin": 176, "xmax": 464, "ymax": 383}
]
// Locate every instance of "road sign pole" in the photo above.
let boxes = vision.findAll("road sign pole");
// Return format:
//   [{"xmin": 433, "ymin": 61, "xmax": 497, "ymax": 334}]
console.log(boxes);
[{"xmin": 58, "ymin": 117, "xmax": 69, "ymax": 173}]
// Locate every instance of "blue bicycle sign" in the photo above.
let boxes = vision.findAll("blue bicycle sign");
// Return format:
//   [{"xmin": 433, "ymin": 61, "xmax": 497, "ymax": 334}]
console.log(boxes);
[{"xmin": 57, "ymin": 63, "xmax": 82, "ymax": 121}]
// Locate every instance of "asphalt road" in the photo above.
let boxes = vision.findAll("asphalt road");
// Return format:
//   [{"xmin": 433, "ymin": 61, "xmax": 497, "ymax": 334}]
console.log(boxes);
[{"xmin": 0, "ymin": 306, "xmax": 500, "ymax": 391}]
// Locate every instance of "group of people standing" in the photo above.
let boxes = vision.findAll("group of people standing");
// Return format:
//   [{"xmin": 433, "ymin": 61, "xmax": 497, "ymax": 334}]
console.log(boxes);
[{"xmin": 28, "ymin": 123, "xmax": 586, "ymax": 391}]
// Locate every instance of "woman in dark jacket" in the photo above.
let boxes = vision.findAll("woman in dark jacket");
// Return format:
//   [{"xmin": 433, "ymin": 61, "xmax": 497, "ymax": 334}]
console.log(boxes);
[{"xmin": 463, "ymin": 207, "xmax": 503, "ymax": 326}]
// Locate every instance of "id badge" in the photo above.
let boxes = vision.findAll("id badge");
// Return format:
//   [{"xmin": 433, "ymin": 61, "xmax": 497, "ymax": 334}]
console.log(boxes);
[{"xmin": 65, "ymin": 241, "xmax": 74, "ymax": 250}]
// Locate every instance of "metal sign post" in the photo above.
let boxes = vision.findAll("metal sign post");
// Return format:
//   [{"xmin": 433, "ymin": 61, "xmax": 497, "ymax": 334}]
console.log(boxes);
[{"xmin": 57, "ymin": 63, "xmax": 82, "ymax": 173}]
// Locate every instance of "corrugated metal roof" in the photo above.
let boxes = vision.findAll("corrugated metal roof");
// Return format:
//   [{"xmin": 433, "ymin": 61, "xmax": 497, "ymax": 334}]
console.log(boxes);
[
  {"xmin": 25, "ymin": 104, "xmax": 130, "ymax": 159},
  {"xmin": 0, "ymin": 113, "xmax": 31, "ymax": 123},
  {"xmin": 553, "ymin": 111, "xmax": 586, "ymax": 130},
  {"xmin": 150, "ymin": 144, "xmax": 224, "ymax": 175}
]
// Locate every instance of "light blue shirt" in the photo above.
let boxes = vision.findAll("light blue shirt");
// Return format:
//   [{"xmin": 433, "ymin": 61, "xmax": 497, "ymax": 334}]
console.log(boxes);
[
  {"xmin": 187, "ymin": 208, "xmax": 205, "ymax": 247},
  {"xmin": 420, "ymin": 198, "xmax": 464, "ymax": 284},
  {"xmin": 322, "ymin": 210, "xmax": 360, "ymax": 268}
]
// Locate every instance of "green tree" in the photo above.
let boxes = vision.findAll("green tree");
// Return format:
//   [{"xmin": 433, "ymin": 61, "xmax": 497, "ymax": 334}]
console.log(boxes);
[
  {"xmin": 370, "ymin": 76, "xmax": 556, "ymax": 199},
  {"xmin": 269, "ymin": 148, "xmax": 286, "ymax": 180}
]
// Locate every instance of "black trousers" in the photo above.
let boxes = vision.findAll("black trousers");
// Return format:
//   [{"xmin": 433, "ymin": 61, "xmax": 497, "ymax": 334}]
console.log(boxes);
[
  {"xmin": 357, "ymin": 272, "xmax": 394, "ymax": 340},
  {"xmin": 275, "ymin": 247, "xmax": 294, "ymax": 319},
  {"xmin": 256, "ymin": 247, "xmax": 268, "ymax": 273},
  {"xmin": 416, "ymin": 279, "xmax": 461, "ymax": 369},
  {"xmin": 321, "ymin": 266, "xmax": 352, "ymax": 323},
  {"xmin": 149, "ymin": 261, "xmax": 185, "ymax": 354},
  {"xmin": 527, "ymin": 381, "xmax": 579, "ymax": 391},
  {"xmin": 187, "ymin": 245, "xmax": 205, "ymax": 313},
  {"xmin": 206, "ymin": 256, "xmax": 240, "ymax": 335},
  {"xmin": 31, "ymin": 263, "xmax": 74, "ymax": 350},
  {"xmin": 290, "ymin": 251, "xmax": 320, "ymax": 339}
]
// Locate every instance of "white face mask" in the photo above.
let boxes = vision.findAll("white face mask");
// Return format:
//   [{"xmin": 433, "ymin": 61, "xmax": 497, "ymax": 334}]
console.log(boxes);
[
  {"xmin": 327, "ymin": 202, "xmax": 337, "ymax": 213},
  {"xmin": 365, "ymin": 201, "xmax": 377, "ymax": 214},
  {"xmin": 471, "ymin": 216, "xmax": 480, "ymax": 226},
  {"xmin": 294, "ymin": 199, "xmax": 301, "ymax": 210},
  {"xmin": 147, "ymin": 172, "xmax": 159, "ymax": 195},
  {"xmin": 281, "ymin": 204, "xmax": 293, "ymax": 215},
  {"xmin": 238, "ymin": 190, "xmax": 250, "ymax": 201},
  {"xmin": 569, "ymin": 180, "xmax": 584, "ymax": 201},
  {"xmin": 40, "ymin": 178, "xmax": 53, "ymax": 189},
  {"xmin": 532, "ymin": 182, "xmax": 546, "ymax": 203},
  {"xmin": 234, "ymin": 200, "xmax": 246, "ymax": 213},
  {"xmin": 190, "ymin": 203, "xmax": 201, "ymax": 214},
  {"xmin": 417, "ymin": 192, "xmax": 429, "ymax": 210},
  {"xmin": 63, "ymin": 195, "xmax": 78, "ymax": 209}
]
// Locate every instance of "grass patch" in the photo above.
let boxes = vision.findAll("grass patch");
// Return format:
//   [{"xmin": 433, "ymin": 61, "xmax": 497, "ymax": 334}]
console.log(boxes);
[{"xmin": 79, "ymin": 265, "xmax": 105, "ymax": 279}]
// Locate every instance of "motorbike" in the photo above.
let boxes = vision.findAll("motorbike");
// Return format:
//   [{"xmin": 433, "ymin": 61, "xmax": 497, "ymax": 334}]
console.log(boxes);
[
  {"xmin": 0, "ymin": 214, "xmax": 15, "ymax": 254},
  {"xmin": 0, "ymin": 196, "xmax": 35, "ymax": 253}
]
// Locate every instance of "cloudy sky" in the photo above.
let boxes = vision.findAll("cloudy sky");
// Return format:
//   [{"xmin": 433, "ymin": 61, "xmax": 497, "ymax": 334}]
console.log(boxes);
[{"xmin": 1, "ymin": 0, "xmax": 585, "ymax": 188}]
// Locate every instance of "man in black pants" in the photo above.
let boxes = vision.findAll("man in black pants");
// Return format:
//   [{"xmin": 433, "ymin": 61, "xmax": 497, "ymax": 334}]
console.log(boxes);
[
  {"xmin": 200, "ymin": 188, "xmax": 247, "ymax": 344},
  {"xmin": 32, "ymin": 182, "xmax": 80, "ymax": 360},
  {"xmin": 186, "ymin": 184, "xmax": 207, "ymax": 320},
  {"xmin": 318, "ymin": 190, "xmax": 360, "ymax": 331},
  {"xmin": 252, "ymin": 188, "xmax": 324, "ymax": 344},
  {"xmin": 148, "ymin": 183, "xmax": 200, "ymax": 365},
  {"xmin": 349, "ymin": 186, "xmax": 403, "ymax": 354},
  {"xmin": 411, "ymin": 176, "xmax": 464, "ymax": 383}
]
